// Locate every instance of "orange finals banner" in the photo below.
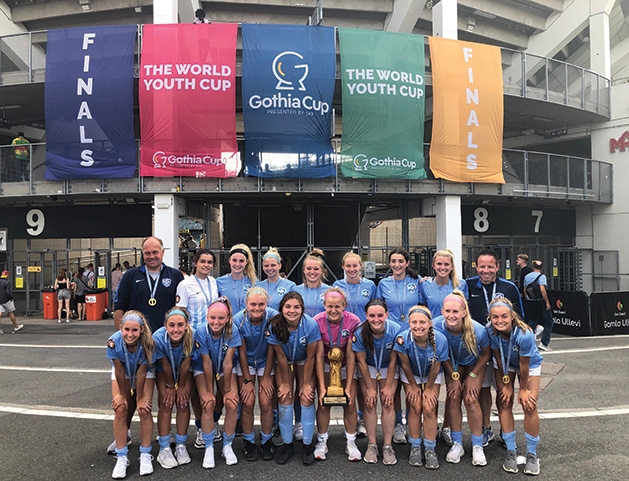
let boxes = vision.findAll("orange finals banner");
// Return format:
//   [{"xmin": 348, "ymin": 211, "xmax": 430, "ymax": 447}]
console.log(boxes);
[{"xmin": 429, "ymin": 37, "xmax": 504, "ymax": 183}]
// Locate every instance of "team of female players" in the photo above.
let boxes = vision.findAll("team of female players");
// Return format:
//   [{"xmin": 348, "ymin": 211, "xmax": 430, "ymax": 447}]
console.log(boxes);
[{"xmin": 107, "ymin": 247, "xmax": 543, "ymax": 478}]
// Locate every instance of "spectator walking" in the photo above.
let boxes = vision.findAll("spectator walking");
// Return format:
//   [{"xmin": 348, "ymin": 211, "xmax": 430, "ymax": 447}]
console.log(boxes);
[{"xmin": 0, "ymin": 270, "xmax": 24, "ymax": 333}]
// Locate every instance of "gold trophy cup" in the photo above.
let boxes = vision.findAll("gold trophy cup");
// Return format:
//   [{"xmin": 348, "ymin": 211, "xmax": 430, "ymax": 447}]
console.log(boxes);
[{"xmin": 322, "ymin": 347, "xmax": 348, "ymax": 406}]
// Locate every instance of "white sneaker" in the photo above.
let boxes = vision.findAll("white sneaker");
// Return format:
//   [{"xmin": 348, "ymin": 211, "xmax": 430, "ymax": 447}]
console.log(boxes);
[
  {"xmin": 156, "ymin": 447, "xmax": 178, "ymax": 469},
  {"xmin": 194, "ymin": 428, "xmax": 205, "ymax": 449},
  {"xmin": 13, "ymin": 324, "xmax": 24, "ymax": 332},
  {"xmin": 112, "ymin": 455, "xmax": 129, "ymax": 479},
  {"xmin": 203, "ymin": 447, "xmax": 215, "ymax": 468},
  {"xmin": 139, "ymin": 452, "xmax": 154, "ymax": 475},
  {"xmin": 314, "ymin": 440, "xmax": 328, "ymax": 460},
  {"xmin": 346, "ymin": 440, "xmax": 362, "ymax": 461},
  {"xmin": 393, "ymin": 423, "xmax": 407, "ymax": 444},
  {"xmin": 293, "ymin": 422, "xmax": 304, "ymax": 441},
  {"xmin": 175, "ymin": 444, "xmax": 191, "ymax": 465},
  {"xmin": 440, "ymin": 427, "xmax": 454, "ymax": 447},
  {"xmin": 222, "ymin": 444, "xmax": 238, "ymax": 465},
  {"xmin": 534, "ymin": 325, "xmax": 544, "ymax": 340},
  {"xmin": 107, "ymin": 432, "xmax": 132, "ymax": 455},
  {"xmin": 356, "ymin": 419, "xmax": 367, "ymax": 437},
  {"xmin": 446, "ymin": 442, "xmax": 465, "ymax": 463},
  {"xmin": 472, "ymin": 445, "xmax": 487, "ymax": 466},
  {"xmin": 213, "ymin": 425, "xmax": 222, "ymax": 443}
]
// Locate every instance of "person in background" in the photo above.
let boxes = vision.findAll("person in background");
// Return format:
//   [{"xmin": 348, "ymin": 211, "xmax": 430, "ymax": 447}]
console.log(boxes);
[
  {"xmin": 54, "ymin": 268, "xmax": 73, "ymax": 324},
  {"xmin": 516, "ymin": 254, "xmax": 533, "ymax": 297},
  {"xmin": 0, "ymin": 270, "xmax": 24, "ymax": 333},
  {"xmin": 193, "ymin": 8, "xmax": 210, "ymax": 23},
  {"xmin": 11, "ymin": 131, "xmax": 30, "ymax": 181},
  {"xmin": 73, "ymin": 267, "xmax": 90, "ymax": 321},
  {"xmin": 111, "ymin": 263, "xmax": 123, "ymax": 294},
  {"xmin": 85, "ymin": 263, "xmax": 95, "ymax": 288},
  {"xmin": 523, "ymin": 260, "xmax": 554, "ymax": 351}
]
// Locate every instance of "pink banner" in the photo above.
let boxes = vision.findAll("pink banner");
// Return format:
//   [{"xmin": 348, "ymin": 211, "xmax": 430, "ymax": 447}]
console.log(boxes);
[{"xmin": 140, "ymin": 23, "xmax": 239, "ymax": 177}]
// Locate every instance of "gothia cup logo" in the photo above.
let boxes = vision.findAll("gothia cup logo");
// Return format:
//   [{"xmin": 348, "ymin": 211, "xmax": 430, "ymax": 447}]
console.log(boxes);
[{"xmin": 273, "ymin": 51, "xmax": 308, "ymax": 91}]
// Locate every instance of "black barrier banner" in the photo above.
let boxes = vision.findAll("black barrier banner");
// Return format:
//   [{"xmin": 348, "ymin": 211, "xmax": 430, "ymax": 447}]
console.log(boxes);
[
  {"xmin": 547, "ymin": 290, "xmax": 592, "ymax": 337},
  {"xmin": 590, "ymin": 291, "xmax": 629, "ymax": 336}
]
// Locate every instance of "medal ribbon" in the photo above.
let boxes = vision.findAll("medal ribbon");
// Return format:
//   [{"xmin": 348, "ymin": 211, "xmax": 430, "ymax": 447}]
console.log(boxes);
[
  {"xmin": 498, "ymin": 328, "xmax": 515, "ymax": 380},
  {"xmin": 410, "ymin": 331, "xmax": 429, "ymax": 384},
  {"xmin": 145, "ymin": 267, "xmax": 162, "ymax": 302},
  {"xmin": 194, "ymin": 275, "xmax": 212, "ymax": 306},
  {"xmin": 122, "ymin": 341, "xmax": 143, "ymax": 393},
  {"xmin": 166, "ymin": 330, "xmax": 182, "ymax": 388},
  {"xmin": 289, "ymin": 317, "xmax": 303, "ymax": 365},
  {"xmin": 482, "ymin": 282, "xmax": 497, "ymax": 314},
  {"xmin": 395, "ymin": 278, "xmax": 408, "ymax": 321}
]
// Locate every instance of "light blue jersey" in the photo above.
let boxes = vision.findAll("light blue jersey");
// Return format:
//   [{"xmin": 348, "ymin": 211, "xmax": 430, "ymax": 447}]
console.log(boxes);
[
  {"xmin": 333, "ymin": 278, "xmax": 376, "ymax": 321},
  {"xmin": 293, "ymin": 283, "xmax": 331, "ymax": 318},
  {"xmin": 216, "ymin": 274, "xmax": 254, "ymax": 313},
  {"xmin": 419, "ymin": 278, "xmax": 469, "ymax": 319},
  {"xmin": 375, "ymin": 275, "xmax": 421, "ymax": 325},
  {"xmin": 266, "ymin": 314, "xmax": 321, "ymax": 363},
  {"xmin": 257, "ymin": 278, "xmax": 296, "ymax": 310},
  {"xmin": 393, "ymin": 328, "xmax": 449, "ymax": 377}
]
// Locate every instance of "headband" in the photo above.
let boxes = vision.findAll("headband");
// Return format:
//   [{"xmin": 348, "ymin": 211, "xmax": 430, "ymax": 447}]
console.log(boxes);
[
  {"xmin": 491, "ymin": 301, "xmax": 513, "ymax": 311},
  {"xmin": 444, "ymin": 294, "xmax": 467, "ymax": 309},
  {"xmin": 209, "ymin": 296, "xmax": 230, "ymax": 313},
  {"xmin": 324, "ymin": 290, "xmax": 346, "ymax": 301},
  {"xmin": 247, "ymin": 287, "xmax": 268, "ymax": 298},
  {"xmin": 167, "ymin": 309, "xmax": 188, "ymax": 321},
  {"xmin": 230, "ymin": 248, "xmax": 249, "ymax": 259},
  {"xmin": 408, "ymin": 306, "xmax": 431, "ymax": 319},
  {"xmin": 263, "ymin": 252, "xmax": 281, "ymax": 262},
  {"xmin": 122, "ymin": 313, "xmax": 144, "ymax": 325}
]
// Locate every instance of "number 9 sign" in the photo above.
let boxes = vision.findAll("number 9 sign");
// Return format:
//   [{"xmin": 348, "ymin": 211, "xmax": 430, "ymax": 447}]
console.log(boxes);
[{"xmin": 26, "ymin": 209, "xmax": 45, "ymax": 236}]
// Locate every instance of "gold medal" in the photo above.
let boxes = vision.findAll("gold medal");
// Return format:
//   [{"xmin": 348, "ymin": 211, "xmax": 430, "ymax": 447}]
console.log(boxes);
[
  {"xmin": 451, "ymin": 371, "xmax": 460, "ymax": 381},
  {"xmin": 376, "ymin": 372, "xmax": 381, "ymax": 381},
  {"xmin": 148, "ymin": 297, "xmax": 157, "ymax": 306},
  {"xmin": 215, "ymin": 373, "xmax": 220, "ymax": 381},
  {"xmin": 174, "ymin": 383, "xmax": 178, "ymax": 391},
  {"xmin": 400, "ymin": 314, "xmax": 406, "ymax": 321},
  {"xmin": 502, "ymin": 375, "xmax": 510, "ymax": 384},
  {"xmin": 290, "ymin": 364, "xmax": 294, "ymax": 372},
  {"xmin": 130, "ymin": 388, "xmax": 134, "ymax": 396}
]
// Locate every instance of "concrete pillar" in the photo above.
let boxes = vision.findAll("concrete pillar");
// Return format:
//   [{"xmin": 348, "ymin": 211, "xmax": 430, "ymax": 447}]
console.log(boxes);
[
  {"xmin": 432, "ymin": 0, "xmax": 458, "ymax": 40},
  {"xmin": 589, "ymin": 11, "xmax": 611, "ymax": 78},
  {"xmin": 153, "ymin": 0, "xmax": 178, "ymax": 24},
  {"xmin": 435, "ymin": 196, "xmax": 462, "ymax": 275},
  {"xmin": 154, "ymin": 194, "xmax": 180, "ymax": 268}
]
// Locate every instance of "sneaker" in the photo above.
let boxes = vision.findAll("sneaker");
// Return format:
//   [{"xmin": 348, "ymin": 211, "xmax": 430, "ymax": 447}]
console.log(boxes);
[
  {"xmin": 363, "ymin": 443, "xmax": 378, "ymax": 464},
  {"xmin": 260, "ymin": 440, "xmax": 274, "ymax": 461},
  {"xmin": 272, "ymin": 427, "xmax": 284, "ymax": 446},
  {"xmin": 175, "ymin": 444, "xmax": 191, "ymax": 465},
  {"xmin": 408, "ymin": 446, "xmax": 422, "ymax": 466},
  {"xmin": 346, "ymin": 440, "xmax": 362, "ymax": 461},
  {"xmin": 13, "ymin": 324, "xmax": 24, "ymax": 332},
  {"xmin": 302, "ymin": 442, "xmax": 315, "ymax": 465},
  {"xmin": 472, "ymin": 445, "xmax": 487, "ymax": 466},
  {"xmin": 222, "ymin": 444, "xmax": 238, "ymax": 465},
  {"xmin": 499, "ymin": 430, "xmax": 507, "ymax": 449},
  {"xmin": 194, "ymin": 429, "xmax": 205, "ymax": 449},
  {"xmin": 382, "ymin": 444, "xmax": 397, "ymax": 465},
  {"xmin": 482, "ymin": 426, "xmax": 495, "ymax": 447},
  {"xmin": 534, "ymin": 325, "xmax": 544, "ymax": 340},
  {"xmin": 139, "ymin": 452, "xmax": 154, "ymax": 476},
  {"xmin": 107, "ymin": 434, "xmax": 132, "ymax": 455},
  {"xmin": 424, "ymin": 449, "xmax": 439, "ymax": 469},
  {"xmin": 0, "ymin": 330, "xmax": 3, "ymax": 334},
  {"xmin": 243, "ymin": 439, "xmax": 258, "ymax": 462},
  {"xmin": 314, "ymin": 440, "xmax": 328, "ymax": 460},
  {"xmin": 203, "ymin": 447, "xmax": 215, "ymax": 469},
  {"xmin": 275, "ymin": 442, "xmax": 294, "ymax": 464},
  {"xmin": 446, "ymin": 442, "xmax": 465, "ymax": 464},
  {"xmin": 440, "ymin": 427, "xmax": 454, "ymax": 447},
  {"xmin": 538, "ymin": 344, "xmax": 551, "ymax": 351},
  {"xmin": 393, "ymin": 423, "xmax": 407, "ymax": 444},
  {"xmin": 293, "ymin": 422, "xmax": 303, "ymax": 441},
  {"xmin": 503, "ymin": 450, "xmax": 518, "ymax": 473},
  {"xmin": 356, "ymin": 419, "xmax": 367, "ymax": 437},
  {"xmin": 524, "ymin": 452, "xmax": 540, "ymax": 475},
  {"xmin": 58, "ymin": 320, "xmax": 62, "ymax": 324},
  {"xmin": 156, "ymin": 447, "xmax": 178, "ymax": 469},
  {"xmin": 112, "ymin": 455, "xmax": 129, "ymax": 479},
  {"xmin": 213, "ymin": 426, "xmax": 223, "ymax": 443}
]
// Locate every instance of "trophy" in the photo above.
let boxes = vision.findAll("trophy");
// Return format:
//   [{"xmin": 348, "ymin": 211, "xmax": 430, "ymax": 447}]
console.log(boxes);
[{"xmin": 322, "ymin": 347, "xmax": 348, "ymax": 406}]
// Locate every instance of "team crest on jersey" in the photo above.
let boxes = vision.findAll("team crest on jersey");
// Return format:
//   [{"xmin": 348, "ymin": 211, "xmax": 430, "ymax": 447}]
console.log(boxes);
[
  {"xmin": 429, "ymin": 354, "xmax": 437, "ymax": 364},
  {"xmin": 300, "ymin": 336, "xmax": 307, "ymax": 346},
  {"xmin": 352, "ymin": 335, "xmax": 357, "ymax": 343},
  {"xmin": 244, "ymin": 284, "xmax": 252, "ymax": 292},
  {"xmin": 341, "ymin": 329, "xmax": 350, "ymax": 338},
  {"xmin": 222, "ymin": 343, "xmax": 229, "ymax": 353},
  {"xmin": 512, "ymin": 345, "xmax": 520, "ymax": 353},
  {"xmin": 385, "ymin": 341, "xmax": 394, "ymax": 351},
  {"xmin": 108, "ymin": 339, "xmax": 115, "ymax": 349},
  {"xmin": 494, "ymin": 292, "xmax": 505, "ymax": 300},
  {"xmin": 396, "ymin": 335, "xmax": 404, "ymax": 345},
  {"xmin": 361, "ymin": 289, "xmax": 371, "ymax": 299},
  {"xmin": 278, "ymin": 287, "xmax": 287, "ymax": 296},
  {"xmin": 407, "ymin": 283, "xmax": 417, "ymax": 294},
  {"xmin": 162, "ymin": 278, "xmax": 172, "ymax": 288}
]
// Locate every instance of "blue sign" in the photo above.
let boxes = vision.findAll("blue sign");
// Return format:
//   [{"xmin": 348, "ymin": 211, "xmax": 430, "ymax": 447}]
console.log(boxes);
[
  {"xmin": 242, "ymin": 24, "xmax": 336, "ymax": 178},
  {"xmin": 45, "ymin": 25, "xmax": 137, "ymax": 179}
]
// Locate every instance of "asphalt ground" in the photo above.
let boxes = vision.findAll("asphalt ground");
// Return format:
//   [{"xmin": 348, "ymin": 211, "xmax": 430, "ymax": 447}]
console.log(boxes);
[{"xmin": 1, "ymin": 316, "xmax": 628, "ymax": 480}]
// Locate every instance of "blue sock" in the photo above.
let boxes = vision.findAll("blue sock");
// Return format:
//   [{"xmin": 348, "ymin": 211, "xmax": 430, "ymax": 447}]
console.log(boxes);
[
  {"xmin": 223, "ymin": 431, "xmax": 235, "ymax": 447},
  {"xmin": 115, "ymin": 446, "xmax": 129, "ymax": 457},
  {"xmin": 195, "ymin": 419, "xmax": 202, "ymax": 429},
  {"xmin": 357, "ymin": 409, "xmax": 363, "ymax": 420},
  {"xmin": 424, "ymin": 438, "xmax": 436, "ymax": 450},
  {"xmin": 395, "ymin": 409, "xmax": 403, "ymax": 425},
  {"xmin": 409, "ymin": 436, "xmax": 422, "ymax": 448},
  {"xmin": 294, "ymin": 400, "xmax": 302, "ymax": 423},
  {"xmin": 175, "ymin": 433, "xmax": 187, "ymax": 445},
  {"xmin": 525, "ymin": 432, "xmax": 539, "ymax": 455},
  {"xmin": 202, "ymin": 429, "xmax": 215, "ymax": 446},
  {"xmin": 278, "ymin": 404, "xmax": 294, "ymax": 443},
  {"xmin": 502, "ymin": 431, "xmax": 516, "ymax": 451},
  {"xmin": 243, "ymin": 432, "xmax": 255, "ymax": 443},
  {"xmin": 471, "ymin": 434, "xmax": 483, "ymax": 447},
  {"xmin": 139, "ymin": 445, "xmax": 152, "ymax": 454},
  {"xmin": 300, "ymin": 404, "xmax": 316, "ymax": 445},
  {"xmin": 158, "ymin": 435, "xmax": 170, "ymax": 450},
  {"xmin": 213, "ymin": 411, "xmax": 221, "ymax": 423},
  {"xmin": 452, "ymin": 431, "xmax": 463, "ymax": 445},
  {"xmin": 261, "ymin": 431, "xmax": 273, "ymax": 445}
]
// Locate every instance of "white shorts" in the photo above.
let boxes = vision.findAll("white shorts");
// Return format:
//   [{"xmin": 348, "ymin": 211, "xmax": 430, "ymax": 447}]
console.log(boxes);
[
  {"xmin": 358, "ymin": 364, "xmax": 399, "ymax": 381},
  {"xmin": 0, "ymin": 300, "xmax": 16, "ymax": 314},
  {"xmin": 492, "ymin": 360, "xmax": 542, "ymax": 377},
  {"xmin": 399, "ymin": 370, "xmax": 443, "ymax": 386},
  {"xmin": 193, "ymin": 369, "xmax": 222, "ymax": 379},
  {"xmin": 234, "ymin": 364, "xmax": 275, "ymax": 377},
  {"xmin": 110, "ymin": 364, "xmax": 155, "ymax": 380}
]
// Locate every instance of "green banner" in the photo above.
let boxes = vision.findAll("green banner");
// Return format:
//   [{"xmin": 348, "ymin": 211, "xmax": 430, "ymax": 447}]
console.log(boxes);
[{"xmin": 339, "ymin": 28, "xmax": 426, "ymax": 179}]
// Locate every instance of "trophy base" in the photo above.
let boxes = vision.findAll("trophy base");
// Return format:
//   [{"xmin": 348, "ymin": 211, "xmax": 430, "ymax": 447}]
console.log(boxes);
[{"xmin": 322, "ymin": 395, "xmax": 348, "ymax": 406}]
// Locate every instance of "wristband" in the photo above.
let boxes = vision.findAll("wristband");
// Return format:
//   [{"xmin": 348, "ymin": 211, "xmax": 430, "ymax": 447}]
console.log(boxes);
[
  {"xmin": 165, "ymin": 383, "xmax": 175, "ymax": 389},
  {"xmin": 243, "ymin": 379, "xmax": 252, "ymax": 385},
  {"xmin": 468, "ymin": 372, "xmax": 478, "ymax": 379}
]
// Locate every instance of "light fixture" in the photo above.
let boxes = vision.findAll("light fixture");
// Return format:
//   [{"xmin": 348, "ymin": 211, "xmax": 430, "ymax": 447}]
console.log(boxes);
[
  {"xmin": 134, "ymin": 6, "xmax": 142, "ymax": 13},
  {"xmin": 79, "ymin": 0, "xmax": 90, "ymax": 12},
  {"xmin": 467, "ymin": 17, "xmax": 475, "ymax": 32}
]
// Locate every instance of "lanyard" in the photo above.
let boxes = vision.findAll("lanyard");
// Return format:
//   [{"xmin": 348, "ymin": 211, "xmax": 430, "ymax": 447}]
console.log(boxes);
[
  {"xmin": 289, "ymin": 317, "xmax": 302, "ymax": 365},
  {"xmin": 326, "ymin": 318, "xmax": 343, "ymax": 348},
  {"xmin": 482, "ymin": 282, "xmax": 497, "ymax": 314},
  {"xmin": 394, "ymin": 278, "xmax": 408, "ymax": 321},
  {"xmin": 498, "ymin": 328, "xmax": 515, "ymax": 384},
  {"xmin": 449, "ymin": 334, "xmax": 464, "ymax": 376},
  {"xmin": 230, "ymin": 275, "xmax": 244, "ymax": 310},
  {"xmin": 411, "ymin": 332, "xmax": 429, "ymax": 386},
  {"xmin": 194, "ymin": 275, "xmax": 212, "ymax": 305},
  {"xmin": 207, "ymin": 323, "xmax": 226, "ymax": 380},
  {"xmin": 346, "ymin": 281, "xmax": 360, "ymax": 316},
  {"xmin": 305, "ymin": 286, "xmax": 320, "ymax": 317},
  {"xmin": 122, "ymin": 341, "xmax": 143, "ymax": 395},
  {"xmin": 166, "ymin": 330, "xmax": 181, "ymax": 389},
  {"xmin": 145, "ymin": 268, "xmax": 162, "ymax": 303},
  {"xmin": 374, "ymin": 327, "xmax": 386, "ymax": 379}
]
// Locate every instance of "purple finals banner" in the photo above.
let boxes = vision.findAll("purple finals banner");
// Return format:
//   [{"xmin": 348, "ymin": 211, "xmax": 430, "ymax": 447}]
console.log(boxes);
[
  {"xmin": 45, "ymin": 25, "xmax": 137, "ymax": 180},
  {"xmin": 241, "ymin": 24, "xmax": 336, "ymax": 178}
]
